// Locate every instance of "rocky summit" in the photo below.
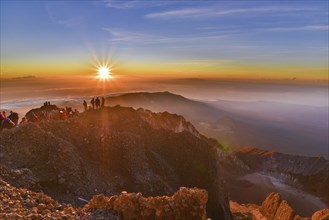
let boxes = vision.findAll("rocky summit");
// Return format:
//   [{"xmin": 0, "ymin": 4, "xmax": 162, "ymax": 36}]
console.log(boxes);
[
  {"xmin": 0, "ymin": 106, "xmax": 231, "ymax": 219},
  {"xmin": 0, "ymin": 105, "xmax": 328, "ymax": 220}
]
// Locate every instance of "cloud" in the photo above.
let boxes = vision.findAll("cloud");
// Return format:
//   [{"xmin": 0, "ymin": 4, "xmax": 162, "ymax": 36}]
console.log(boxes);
[
  {"xmin": 102, "ymin": 28, "xmax": 230, "ymax": 45},
  {"xmin": 145, "ymin": 6, "xmax": 318, "ymax": 20},
  {"xmin": 266, "ymin": 25, "xmax": 329, "ymax": 32},
  {"xmin": 164, "ymin": 59, "xmax": 234, "ymax": 67},
  {"xmin": 103, "ymin": 0, "xmax": 170, "ymax": 9},
  {"xmin": 145, "ymin": 8, "xmax": 209, "ymax": 19},
  {"xmin": 103, "ymin": 0, "xmax": 138, "ymax": 9},
  {"xmin": 50, "ymin": 16, "xmax": 83, "ymax": 27}
]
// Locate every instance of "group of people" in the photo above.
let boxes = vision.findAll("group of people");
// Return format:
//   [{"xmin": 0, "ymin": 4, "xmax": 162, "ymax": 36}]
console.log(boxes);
[
  {"xmin": 0, "ymin": 110, "xmax": 19, "ymax": 130},
  {"xmin": 37, "ymin": 102, "xmax": 79, "ymax": 121},
  {"xmin": 0, "ymin": 101, "xmax": 82, "ymax": 131},
  {"xmin": 0, "ymin": 97, "xmax": 107, "ymax": 131},
  {"xmin": 83, "ymin": 97, "xmax": 105, "ymax": 111}
]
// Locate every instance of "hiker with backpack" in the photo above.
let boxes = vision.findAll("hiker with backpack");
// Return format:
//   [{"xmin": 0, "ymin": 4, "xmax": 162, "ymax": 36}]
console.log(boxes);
[{"xmin": 8, "ymin": 111, "xmax": 19, "ymax": 126}]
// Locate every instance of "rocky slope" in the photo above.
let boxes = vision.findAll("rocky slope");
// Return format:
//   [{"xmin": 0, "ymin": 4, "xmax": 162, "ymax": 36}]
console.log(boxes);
[
  {"xmin": 0, "ymin": 179, "xmax": 208, "ymax": 220},
  {"xmin": 1, "ymin": 104, "xmax": 328, "ymax": 219},
  {"xmin": 0, "ymin": 106, "xmax": 231, "ymax": 219},
  {"xmin": 230, "ymin": 192, "xmax": 329, "ymax": 220}
]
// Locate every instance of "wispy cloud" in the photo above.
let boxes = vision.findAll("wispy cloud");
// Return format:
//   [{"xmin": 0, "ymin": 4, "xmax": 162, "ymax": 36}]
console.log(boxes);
[
  {"xmin": 102, "ymin": 28, "xmax": 230, "ymax": 45},
  {"xmin": 49, "ymin": 16, "xmax": 83, "ymax": 27},
  {"xmin": 104, "ymin": 0, "xmax": 170, "ymax": 9},
  {"xmin": 146, "ymin": 8, "xmax": 208, "ymax": 19},
  {"xmin": 165, "ymin": 59, "xmax": 234, "ymax": 66},
  {"xmin": 103, "ymin": 0, "xmax": 138, "ymax": 9},
  {"xmin": 266, "ymin": 25, "xmax": 329, "ymax": 32},
  {"xmin": 145, "ymin": 6, "xmax": 318, "ymax": 20}
]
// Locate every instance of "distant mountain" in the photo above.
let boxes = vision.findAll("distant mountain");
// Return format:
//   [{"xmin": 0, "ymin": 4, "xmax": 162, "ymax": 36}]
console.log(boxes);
[
  {"xmin": 106, "ymin": 91, "xmax": 227, "ymax": 122},
  {"xmin": 105, "ymin": 92, "xmax": 328, "ymax": 158},
  {"xmin": 105, "ymin": 92, "xmax": 260, "ymax": 146}
]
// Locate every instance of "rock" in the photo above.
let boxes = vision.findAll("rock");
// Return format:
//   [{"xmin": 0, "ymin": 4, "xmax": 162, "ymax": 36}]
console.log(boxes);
[
  {"xmin": 311, "ymin": 209, "xmax": 329, "ymax": 220},
  {"xmin": 259, "ymin": 192, "xmax": 282, "ymax": 219},
  {"xmin": 84, "ymin": 187, "xmax": 208, "ymax": 220},
  {"xmin": 231, "ymin": 192, "xmax": 315, "ymax": 220},
  {"xmin": 0, "ymin": 179, "xmax": 212, "ymax": 219},
  {"xmin": 37, "ymin": 203, "xmax": 47, "ymax": 211},
  {"xmin": 273, "ymin": 200, "xmax": 295, "ymax": 220}
]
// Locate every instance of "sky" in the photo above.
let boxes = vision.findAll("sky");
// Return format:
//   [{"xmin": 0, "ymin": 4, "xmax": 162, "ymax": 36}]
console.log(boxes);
[{"xmin": 1, "ymin": 0, "xmax": 328, "ymax": 80}]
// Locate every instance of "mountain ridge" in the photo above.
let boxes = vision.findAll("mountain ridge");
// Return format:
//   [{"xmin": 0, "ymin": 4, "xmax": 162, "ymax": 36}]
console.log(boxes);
[
  {"xmin": 1, "ymin": 103, "xmax": 328, "ymax": 219},
  {"xmin": 0, "ymin": 106, "xmax": 231, "ymax": 219},
  {"xmin": 103, "ymin": 91, "xmax": 328, "ymax": 158}
]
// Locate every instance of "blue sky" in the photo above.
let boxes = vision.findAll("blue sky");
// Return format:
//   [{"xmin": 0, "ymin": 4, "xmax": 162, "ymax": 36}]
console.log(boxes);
[{"xmin": 1, "ymin": 0, "xmax": 328, "ymax": 79}]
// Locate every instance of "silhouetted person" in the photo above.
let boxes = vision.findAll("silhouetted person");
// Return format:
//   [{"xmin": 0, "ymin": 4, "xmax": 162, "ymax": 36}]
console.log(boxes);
[
  {"xmin": 0, "ymin": 118, "xmax": 15, "ymax": 130},
  {"xmin": 8, "ymin": 111, "xmax": 19, "ymax": 126},
  {"xmin": 95, "ymin": 97, "xmax": 101, "ymax": 109},
  {"xmin": 65, "ymin": 106, "xmax": 73, "ymax": 117},
  {"xmin": 73, "ymin": 109, "xmax": 79, "ymax": 116},
  {"xmin": 91, "ymin": 98, "xmax": 95, "ymax": 110},
  {"xmin": 101, "ymin": 97, "xmax": 105, "ymax": 108},
  {"xmin": 59, "ymin": 110, "xmax": 67, "ymax": 120},
  {"xmin": 0, "ymin": 112, "xmax": 15, "ymax": 130},
  {"xmin": 0, "ymin": 112, "xmax": 5, "ymax": 127},
  {"xmin": 83, "ymin": 100, "xmax": 87, "ymax": 111},
  {"xmin": 68, "ymin": 107, "xmax": 73, "ymax": 117}
]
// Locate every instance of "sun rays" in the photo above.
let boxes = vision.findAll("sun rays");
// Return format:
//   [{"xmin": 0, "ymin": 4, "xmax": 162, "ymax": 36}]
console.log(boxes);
[{"xmin": 97, "ymin": 66, "xmax": 111, "ymax": 80}]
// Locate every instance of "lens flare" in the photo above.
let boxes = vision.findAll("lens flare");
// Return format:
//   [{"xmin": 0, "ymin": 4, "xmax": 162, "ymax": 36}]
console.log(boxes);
[{"xmin": 97, "ymin": 66, "xmax": 111, "ymax": 79}]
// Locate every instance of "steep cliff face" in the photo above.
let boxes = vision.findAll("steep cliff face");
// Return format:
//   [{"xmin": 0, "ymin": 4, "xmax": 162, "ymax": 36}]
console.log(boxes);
[
  {"xmin": 0, "ymin": 106, "xmax": 232, "ymax": 219},
  {"xmin": 137, "ymin": 108, "xmax": 201, "ymax": 138}
]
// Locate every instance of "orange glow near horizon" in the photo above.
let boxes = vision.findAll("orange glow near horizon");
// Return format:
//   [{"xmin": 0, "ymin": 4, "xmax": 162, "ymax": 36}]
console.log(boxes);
[{"xmin": 1, "ymin": 57, "xmax": 328, "ymax": 81}]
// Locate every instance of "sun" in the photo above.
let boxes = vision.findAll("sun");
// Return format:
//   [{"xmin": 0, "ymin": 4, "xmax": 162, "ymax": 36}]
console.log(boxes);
[{"xmin": 97, "ymin": 66, "xmax": 111, "ymax": 79}]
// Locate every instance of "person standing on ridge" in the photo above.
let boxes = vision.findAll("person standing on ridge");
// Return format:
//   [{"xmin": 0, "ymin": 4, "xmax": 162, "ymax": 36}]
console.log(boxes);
[
  {"xmin": 91, "ymin": 98, "xmax": 95, "ymax": 110},
  {"xmin": 101, "ymin": 97, "xmax": 105, "ymax": 108},
  {"xmin": 95, "ymin": 97, "xmax": 101, "ymax": 109},
  {"xmin": 83, "ymin": 100, "xmax": 87, "ymax": 111},
  {"xmin": 8, "ymin": 111, "xmax": 19, "ymax": 126}
]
